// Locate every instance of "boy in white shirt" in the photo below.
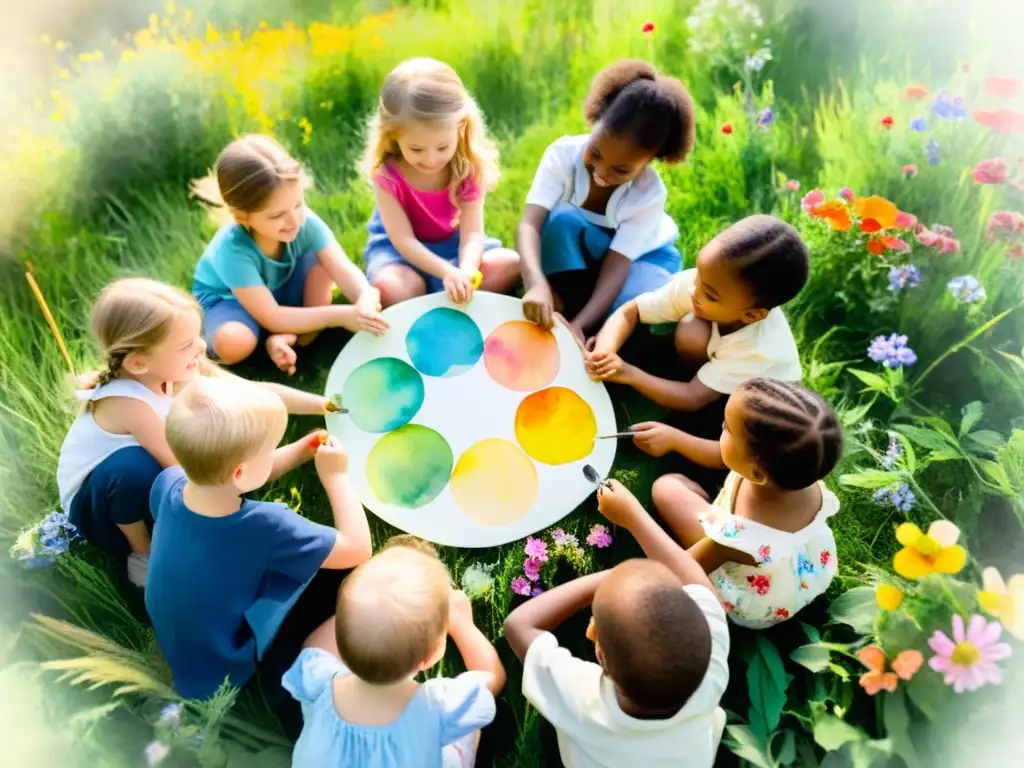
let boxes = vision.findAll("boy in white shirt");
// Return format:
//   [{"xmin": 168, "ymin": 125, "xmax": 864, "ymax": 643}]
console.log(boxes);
[
  {"xmin": 504, "ymin": 479, "xmax": 728, "ymax": 768},
  {"xmin": 586, "ymin": 214, "xmax": 810, "ymax": 495}
]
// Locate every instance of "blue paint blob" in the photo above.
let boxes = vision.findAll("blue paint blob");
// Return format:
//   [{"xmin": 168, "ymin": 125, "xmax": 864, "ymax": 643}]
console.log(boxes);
[
  {"xmin": 405, "ymin": 307, "xmax": 484, "ymax": 377},
  {"xmin": 342, "ymin": 357, "xmax": 425, "ymax": 433}
]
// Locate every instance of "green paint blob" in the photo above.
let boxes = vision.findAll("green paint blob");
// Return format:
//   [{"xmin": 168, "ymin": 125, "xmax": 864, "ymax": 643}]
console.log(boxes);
[
  {"xmin": 343, "ymin": 357, "xmax": 424, "ymax": 433},
  {"xmin": 366, "ymin": 425, "xmax": 453, "ymax": 508}
]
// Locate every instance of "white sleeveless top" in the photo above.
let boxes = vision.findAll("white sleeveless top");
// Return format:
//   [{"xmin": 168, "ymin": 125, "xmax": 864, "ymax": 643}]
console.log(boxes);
[{"xmin": 56, "ymin": 379, "xmax": 173, "ymax": 512}]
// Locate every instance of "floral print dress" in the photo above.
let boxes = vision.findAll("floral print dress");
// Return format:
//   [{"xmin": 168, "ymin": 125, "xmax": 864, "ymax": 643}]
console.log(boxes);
[{"xmin": 698, "ymin": 473, "xmax": 840, "ymax": 629}]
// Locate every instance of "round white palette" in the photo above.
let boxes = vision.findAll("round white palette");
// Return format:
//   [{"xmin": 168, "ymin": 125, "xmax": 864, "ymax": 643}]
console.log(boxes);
[{"xmin": 323, "ymin": 292, "xmax": 617, "ymax": 548}]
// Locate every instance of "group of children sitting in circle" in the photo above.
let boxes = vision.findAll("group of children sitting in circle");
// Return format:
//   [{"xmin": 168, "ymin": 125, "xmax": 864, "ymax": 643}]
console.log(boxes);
[{"xmin": 54, "ymin": 57, "xmax": 844, "ymax": 767}]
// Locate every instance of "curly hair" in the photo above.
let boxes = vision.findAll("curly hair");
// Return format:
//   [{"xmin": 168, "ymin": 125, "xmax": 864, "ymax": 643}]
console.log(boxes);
[
  {"xmin": 716, "ymin": 214, "xmax": 810, "ymax": 309},
  {"xmin": 583, "ymin": 60, "xmax": 696, "ymax": 164},
  {"xmin": 736, "ymin": 379, "xmax": 843, "ymax": 491}
]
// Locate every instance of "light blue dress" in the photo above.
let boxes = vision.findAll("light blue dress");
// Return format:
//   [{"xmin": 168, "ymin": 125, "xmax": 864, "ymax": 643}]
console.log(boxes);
[{"xmin": 283, "ymin": 648, "xmax": 495, "ymax": 768}]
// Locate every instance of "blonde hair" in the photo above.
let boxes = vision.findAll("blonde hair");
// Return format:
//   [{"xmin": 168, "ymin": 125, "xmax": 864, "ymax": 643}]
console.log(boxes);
[
  {"xmin": 335, "ymin": 536, "xmax": 451, "ymax": 684},
  {"xmin": 190, "ymin": 134, "xmax": 311, "ymax": 225},
  {"xmin": 91, "ymin": 278, "xmax": 201, "ymax": 387},
  {"xmin": 164, "ymin": 376, "xmax": 288, "ymax": 486},
  {"xmin": 358, "ymin": 58, "xmax": 500, "ymax": 208}
]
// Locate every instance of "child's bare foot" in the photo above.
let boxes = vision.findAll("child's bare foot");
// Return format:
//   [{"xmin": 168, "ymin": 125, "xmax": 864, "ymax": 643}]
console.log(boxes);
[{"xmin": 266, "ymin": 333, "xmax": 298, "ymax": 376}]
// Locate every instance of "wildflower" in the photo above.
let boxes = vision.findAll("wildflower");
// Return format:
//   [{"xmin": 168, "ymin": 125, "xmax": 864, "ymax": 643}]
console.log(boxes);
[
  {"xmin": 531, "ymin": 586, "xmax": 545, "ymax": 597},
  {"xmin": 840, "ymin": 186, "xmax": 855, "ymax": 202},
  {"xmin": 925, "ymin": 138, "xmax": 941, "ymax": 166},
  {"xmin": 786, "ymin": 179, "xmax": 800, "ymax": 192},
  {"xmin": 1008, "ymin": 244, "xmax": 1024, "ymax": 260},
  {"xmin": 876, "ymin": 584, "xmax": 905, "ymax": 611},
  {"xmin": 928, "ymin": 614, "xmax": 1012, "ymax": 692},
  {"xmin": 932, "ymin": 90, "xmax": 967, "ymax": 120},
  {"xmin": 880, "ymin": 115, "xmax": 894, "ymax": 129},
  {"xmin": 145, "ymin": 741, "xmax": 170, "ymax": 766},
  {"xmin": 947, "ymin": 275, "xmax": 986, "ymax": 304},
  {"xmin": 882, "ymin": 236, "xmax": 910, "ymax": 253},
  {"xmin": 894, "ymin": 211, "xmax": 918, "ymax": 229},
  {"xmin": 915, "ymin": 223, "xmax": 960, "ymax": 253},
  {"xmin": 901, "ymin": 163, "xmax": 919, "ymax": 178},
  {"xmin": 642, "ymin": 20, "xmax": 655, "ymax": 34},
  {"xmin": 867, "ymin": 334, "xmax": 917, "ymax": 369},
  {"xmin": 857, "ymin": 645, "xmax": 923, "ymax": 695},
  {"xmin": 552, "ymin": 529, "xmax": 579, "ymax": 549},
  {"xmin": 893, "ymin": 521, "xmax": 966, "ymax": 579},
  {"xmin": 873, "ymin": 483, "xmax": 916, "ymax": 512},
  {"xmin": 978, "ymin": 567, "xmax": 1024, "ymax": 640},
  {"xmin": 972, "ymin": 109, "xmax": 1024, "ymax": 134},
  {"xmin": 745, "ymin": 45, "xmax": 773, "ymax": 73},
  {"xmin": 461, "ymin": 562, "xmax": 496, "ymax": 598},
  {"xmin": 157, "ymin": 703, "xmax": 182, "ymax": 731},
  {"xmin": 511, "ymin": 577, "xmax": 531, "ymax": 596},
  {"xmin": 800, "ymin": 189, "xmax": 825, "ymax": 212},
  {"xmin": 587, "ymin": 524, "xmax": 613, "ymax": 548},
  {"xmin": 881, "ymin": 435, "xmax": 905, "ymax": 466},
  {"xmin": 909, "ymin": 117, "xmax": 928, "ymax": 132},
  {"xmin": 721, "ymin": 122, "xmax": 733, "ymax": 134},
  {"xmin": 757, "ymin": 107, "xmax": 774, "ymax": 128},
  {"xmin": 809, "ymin": 199, "xmax": 852, "ymax": 231},
  {"xmin": 972, "ymin": 157, "xmax": 1010, "ymax": 184},
  {"xmin": 524, "ymin": 536, "xmax": 548, "ymax": 562},
  {"xmin": 984, "ymin": 76, "xmax": 1022, "ymax": 99},
  {"xmin": 903, "ymin": 83, "xmax": 930, "ymax": 100},
  {"xmin": 523, "ymin": 557, "xmax": 543, "ymax": 582},
  {"xmin": 10, "ymin": 511, "xmax": 78, "ymax": 568},
  {"xmin": 985, "ymin": 211, "xmax": 1024, "ymax": 241},
  {"xmin": 854, "ymin": 196, "xmax": 899, "ymax": 229}
]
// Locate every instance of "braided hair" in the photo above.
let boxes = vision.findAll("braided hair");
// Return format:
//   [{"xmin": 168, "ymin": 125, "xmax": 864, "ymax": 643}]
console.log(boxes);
[{"xmin": 736, "ymin": 378, "xmax": 843, "ymax": 490}]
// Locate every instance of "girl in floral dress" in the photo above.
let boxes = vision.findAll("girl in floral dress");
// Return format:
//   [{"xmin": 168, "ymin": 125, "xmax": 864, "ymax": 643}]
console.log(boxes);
[{"xmin": 651, "ymin": 378, "xmax": 844, "ymax": 628}]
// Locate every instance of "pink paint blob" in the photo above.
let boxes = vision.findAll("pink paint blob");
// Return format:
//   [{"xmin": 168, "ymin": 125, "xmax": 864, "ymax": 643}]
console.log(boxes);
[{"xmin": 483, "ymin": 321, "xmax": 560, "ymax": 391}]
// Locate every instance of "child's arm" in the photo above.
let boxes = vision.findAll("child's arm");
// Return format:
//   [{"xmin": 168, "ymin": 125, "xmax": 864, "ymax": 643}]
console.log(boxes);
[
  {"xmin": 230, "ymin": 285, "xmax": 361, "ymax": 335},
  {"xmin": 597, "ymin": 480, "xmax": 715, "ymax": 592},
  {"xmin": 457, "ymin": 198, "xmax": 486, "ymax": 276},
  {"xmin": 105, "ymin": 399, "xmax": 178, "ymax": 468},
  {"xmin": 376, "ymin": 188, "xmax": 455, "ymax": 279},
  {"xmin": 503, "ymin": 571, "xmax": 610, "ymax": 662},
  {"xmin": 314, "ymin": 438, "xmax": 373, "ymax": 569},
  {"xmin": 315, "ymin": 243, "xmax": 388, "ymax": 335},
  {"xmin": 590, "ymin": 300, "xmax": 641, "ymax": 358},
  {"xmin": 268, "ymin": 430, "xmax": 325, "ymax": 483},
  {"xmin": 201, "ymin": 360, "xmax": 336, "ymax": 416},
  {"xmin": 616, "ymin": 366, "xmax": 723, "ymax": 412},
  {"xmin": 516, "ymin": 204, "xmax": 555, "ymax": 328},
  {"xmin": 449, "ymin": 590, "xmax": 506, "ymax": 695},
  {"xmin": 571, "ymin": 250, "xmax": 631, "ymax": 335},
  {"xmin": 688, "ymin": 538, "xmax": 756, "ymax": 573},
  {"xmin": 629, "ymin": 422, "xmax": 726, "ymax": 469}
]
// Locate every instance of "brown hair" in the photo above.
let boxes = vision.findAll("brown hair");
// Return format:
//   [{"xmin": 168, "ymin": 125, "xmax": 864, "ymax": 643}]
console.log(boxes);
[
  {"xmin": 335, "ymin": 537, "xmax": 451, "ymax": 684},
  {"xmin": 716, "ymin": 215, "xmax": 810, "ymax": 309}
]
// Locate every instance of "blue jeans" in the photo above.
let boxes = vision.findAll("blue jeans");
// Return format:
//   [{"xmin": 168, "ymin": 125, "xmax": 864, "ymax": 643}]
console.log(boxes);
[
  {"xmin": 540, "ymin": 202, "xmax": 681, "ymax": 314},
  {"xmin": 363, "ymin": 209, "xmax": 502, "ymax": 294}
]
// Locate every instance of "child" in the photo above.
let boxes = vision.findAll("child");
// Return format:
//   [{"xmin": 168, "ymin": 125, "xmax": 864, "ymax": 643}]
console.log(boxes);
[
  {"xmin": 504, "ymin": 481, "xmax": 729, "ymax": 768},
  {"xmin": 284, "ymin": 536, "xmax": 505, "ymax": 767},
  {"xmin": 359, "ymin": 57, "xmax": 520, "ymax": 307},
  {"xmin": 517, "ymin": 60, "xmax": 695, "ymax": 342},
  {"xmin": 56, "ymin": 278, "xmax": 333, "ymax": 587},
  {"xmin": 191, "ymin": 134, "xmax": 388, "ymax": 374},
  {"xmin": 652, "ymin": 378, "xmax": 843, "ymax": 628},
  {"xmin": 587, "ymin": 214, "xmax": 809, "ymax": 494},
  {"xmin": 145, "ymin": 375, "xmax": 373, "ymax": 701}
]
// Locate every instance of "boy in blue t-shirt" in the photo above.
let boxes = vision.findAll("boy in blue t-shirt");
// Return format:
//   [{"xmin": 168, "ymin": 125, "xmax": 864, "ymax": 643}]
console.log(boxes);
[{"xmin": 146, "ymin": 375, "xmax": 372, "ymax": 704}]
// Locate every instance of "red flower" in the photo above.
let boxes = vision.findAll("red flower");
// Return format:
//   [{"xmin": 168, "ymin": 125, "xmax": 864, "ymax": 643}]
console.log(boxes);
[
  {"xmin": 1008, "ymin": 244, "xmax": 1024, "ymax": 261},
  {"xmin": 642, "ymin": 20, "xmax": 655, "ymax": 34},
  {"xmin": 786, "ymin": 179, "xmax": 800, "ymax": 192},
  {"xmin": 985, "ymin": 76, "xmax": 1022, "ymax": 99},
  {"xmin": 860, "ymin": 218, "xmax": 882, "ymax": 233},
  {"xmin": 972, "ymin": 157, "xmax": 1011, "ymax": 184},
  {"xmin": 985, "ymin": 211, "xmax": 1024, "ymax": 242},
  {"xmin": 973, "ymin": 109, "xmax": 1024, "ymax": 134},
  {"xmin": 747, "ymin": 574, "xmax": 771, "ymax": 595},
  {"xmin": 721, "ymin": 122, "xmax": 733, "ymax": 134},
  {"xmin": 880, "ymin": 115, "xmax": 894, "ymax": 129},
  {"xmin": 757, "ymin": 544, "xmax": 772, "ymax": 563},
  {"xmin": 866, "ymin": 237, "xmax": 887, "ymax": 255},
  {"xmin": 901, "ymin": 164, "xmax": 918, "ymax": 179},
  {"xmin": 775, "ymin": 608, "xmax": 790, "ymax": 620},
  {"xmin": 820, "ymin": 550, "xmax": 832, "ymax": 567}
]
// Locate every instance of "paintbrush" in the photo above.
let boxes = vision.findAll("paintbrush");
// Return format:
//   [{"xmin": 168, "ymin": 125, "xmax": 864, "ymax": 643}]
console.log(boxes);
[
  {"xmin": 595, "ymin": 430, "xmax": 636, "ymax": 440},
  {"xmin": 324, "ymin": 393, "xmax": 349, "ymax": 414}
]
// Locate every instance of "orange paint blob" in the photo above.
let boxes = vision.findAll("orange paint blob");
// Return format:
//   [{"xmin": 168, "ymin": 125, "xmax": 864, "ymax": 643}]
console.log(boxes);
[
  {"xmin": 514, "ymin": 387, "xmax": 597, "ymax": 465},
  {"xmin": 483, "ymin": 321, "xmax": 560, "ymax": 392}
]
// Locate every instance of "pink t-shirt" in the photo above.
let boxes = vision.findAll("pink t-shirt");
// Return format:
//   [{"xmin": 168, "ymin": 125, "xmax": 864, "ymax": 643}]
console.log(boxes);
[{"xmin": 373, "ymin": 162, "xmax": 481, "ymax": 243}]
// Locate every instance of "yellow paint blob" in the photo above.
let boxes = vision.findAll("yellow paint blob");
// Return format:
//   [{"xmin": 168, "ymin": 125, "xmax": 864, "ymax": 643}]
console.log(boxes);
[
  {"xmin": 514, "ymin": 387, "xmax": 597, "ymax": 465},
  {"xmin": 450, "ymin": 438, "xmax": 538, "ymax": 526}
]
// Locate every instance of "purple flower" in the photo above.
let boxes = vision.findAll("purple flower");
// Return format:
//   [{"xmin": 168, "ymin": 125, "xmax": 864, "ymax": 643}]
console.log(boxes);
[
  {"xmin": 531, "ymin": 586, "xmax": 545, "ymax": 597},
  {"xmin": 867, "ymin": 333, "xmax": 917, "ymax": 368},
  {"xmin": 887, "ymin": 264, "xmax": 921, "ymax": 293},
  {"xmin": 925, "ymin": 137, "xmax": 941, "ymax": 166},
  {"xmin": 932, "ymin": 90, "xmax": 967, "ymax": 120},
  {"xmin": 523, "ymin": 557, "xmax": 543, "ymax": 582},
  {"xmin": 524, "ymin": 536, "xmax": 549, "ymax": 563},
  {"xmin": 587, "ymin": 524, "xmax": 613, "ymax": 548},
  {"xmin": 947, "ymin": 275, "xmax": 986, "ymax": 304},
  {"xmin": 552, "ymin": 529, "xmax": 579, "ymax": 548},
  {"xmin": 909, "ymin": 116, "xmax": 928, "ymax": 132},
  {"xmin": 873, "ymin": 483, "xmax": 916, "ymax": 512},
  {"xmin": 758, "ymin": 107, "xmax": 774, "ymax": 128},
  {"xmin": 881, "ymin": 436, "xmax": 903, "ymax": 469},
  {"xmin": 511, "ymin": 577, "xmax": 532, "ymax": 596}
]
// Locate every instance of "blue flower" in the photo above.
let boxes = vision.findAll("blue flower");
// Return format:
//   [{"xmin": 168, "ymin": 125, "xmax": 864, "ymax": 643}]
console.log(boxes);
[
  {"xmin": 925, "ymin": 138, "xmax": 941, "ymax": 166},
  {"xmin": 947, "ymin": 275, "xmax": 986, "ymax": 304},
  {"xmin": 797, "ymin": 554, "xmax": 816, "ymax": 575},
  {"xmin": 758, "ymin": 107, "xmax": 774, "ymax": 128},
  {"xmin": 931, "ymin": 90, "xmax": 967, "ymax": 120},
  {"xmin": 867, "ymin": 333, "xmax": 917, "ymax": 368},
  {"xmin": 909, "ymin": 116, "xmax": 928, "ymax": 132},
  {"xmin": 873, "ymin": 483, "xmax": 916, "ymax": 512},
  {"xmin": 887, "ymin": 265, "xmax": 921, "ymax": 293}
]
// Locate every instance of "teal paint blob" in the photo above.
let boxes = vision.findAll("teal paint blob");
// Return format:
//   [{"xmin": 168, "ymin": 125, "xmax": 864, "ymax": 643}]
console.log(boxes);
[
  {"xmin": 342, "ymin": 357, "xmax": 425, "ymax": 433},
  {"xmin": 366, "ymin": 425, "xmax": 454, "ymax": 508},
  {"xmin": 405, "ymin": 307, "xmax": 484, "ymax": 377}
]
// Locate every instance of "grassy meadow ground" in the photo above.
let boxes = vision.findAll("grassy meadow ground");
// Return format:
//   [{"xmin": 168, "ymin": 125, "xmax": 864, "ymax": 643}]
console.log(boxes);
[{"xmin": 2, "ymin": 1, "xmax": 1024, "ymax": 766}]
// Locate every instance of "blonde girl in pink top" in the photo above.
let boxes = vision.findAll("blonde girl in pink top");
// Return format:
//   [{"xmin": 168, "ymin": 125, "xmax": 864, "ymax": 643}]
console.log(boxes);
[{"xmin": 359, "ymin": 58, "xmax": 520, "ymax": 307}]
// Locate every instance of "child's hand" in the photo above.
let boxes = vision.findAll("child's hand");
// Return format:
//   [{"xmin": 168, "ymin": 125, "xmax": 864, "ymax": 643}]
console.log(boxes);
[
  {"xmin": 585, "ymin": 349, "xmax": 626, "ymax": 381},
  {"xmin": 443, "ymin": 266, "xmax": 475, "ymax": 305},
  {"xmin": 522, "ymin": 283, "xmax": 554, "ymax": 328},
  {"xmin": 73, "ymin": 370, "xmax": 102, "ymax": 390},
  {"xmin": 630, "ymin": 421, "xmax": 682, "ymax": 458},
  {"xmin": 305, "ymin": 429, "xmax": 329, "ymax": 457},
  {"xmin": 448, "ymin": 589, "xmax": 475, "ymax": 633},
  {"xmin": 354, "ymin": 289, "xmax": 389, "ymax": 336},
  {"xmin": 597, "ymin": 479, "xmax": 646, "ymax": 529},
  {"xmin": 314, "ymin": 436, "xmax": 349, "ymax": 479}
]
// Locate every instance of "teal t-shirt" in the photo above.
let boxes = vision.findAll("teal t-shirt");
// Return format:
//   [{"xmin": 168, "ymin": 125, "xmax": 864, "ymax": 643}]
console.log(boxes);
[{"xmin": 192, "ymin": 208, "xmax": 335, "ymax": 302}]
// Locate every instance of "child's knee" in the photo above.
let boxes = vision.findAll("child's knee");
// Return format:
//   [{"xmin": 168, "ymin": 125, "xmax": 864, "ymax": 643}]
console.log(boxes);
[
  {"xmin": 303, "ymin": 263, "xmax": 335, "ymax": 306},
  {"xmin": 481, "ymin": 248, "xmax": 521, "ymax": 291},
  {"xmin": 373, "ymin": 266, "xmax": 426, "ymax": 307},
  {"xmin": 211, "ymin": 322, "xmax": 259, "ymax": 364},
  {"xmin": 652, "ymin": 473, "xmax": 708, "ymax": 512},
  {"xmin": 674, "ymin": 314, "xmax": 712, "ymax": 363}
]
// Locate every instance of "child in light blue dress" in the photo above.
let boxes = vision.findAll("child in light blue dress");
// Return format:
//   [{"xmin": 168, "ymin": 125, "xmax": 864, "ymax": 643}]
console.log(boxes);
[{"xmin": 283, "ymin": 537, "xmax": 505, "ymax": 767}]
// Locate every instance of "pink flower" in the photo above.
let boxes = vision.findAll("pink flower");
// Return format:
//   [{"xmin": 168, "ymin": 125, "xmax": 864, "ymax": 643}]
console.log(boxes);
[
  {"xmin": 928, "ymin": 614, "xmax": 1012, "ymax": 692},
  {"xmin": 972, "ymin": 157, "xmax": 1011, "ymax": 184},
  {"xmin": 524, "ymin": 536, "xmax": 549, "ymax": 562},
  {"xmin": 1008, "ymin": 244, "xmax": 1024, "ymax": 260},
  {"xmin": 786, "ymin": 180, "xmax": 800, "ymax": 192},
  {"xmin": 587, "ymin": 524, "xmax": 613, "ymax": 548},
  {"xmin": 883, "ymin": 236, "xmax": 911, "ymax": 252},
  {"xmin": 511, "ymin": 577, "xmax": 532, "ymax": 596},
  {"xmin": 973, "ymin": 109, "xmax": 1024, "ymax": 135},
  {"xmin": 523, "ymin": 557, "xmax": 543, "ymax": 582},
  {"xmin": 901, "ymin": 164, "xmax": 918, "ymax": 179},
  {"xmin": 757, "ymin": 544, "xmax": 772, "ymax": 563},
  {"xmin": 985, "ymin": 211, "xmax": 1024, "ymax": 242},
  {"xmin": 839, "ymin": 186, "xmax": 855, "ymax": 202},
  {"xmin": 894, "ymin": 211, "xmax": 918, "ymax": 229},
  {"xmin": 915, "ymin": 223, "xmax": 961, "ymax": 253},
  {"xmin": 985, "ymin": 77, "xmax": 1022, "ymax": 99},
  {"xmin": 800, "ymin": 189, "xmax": 825, "ymax": 213}
]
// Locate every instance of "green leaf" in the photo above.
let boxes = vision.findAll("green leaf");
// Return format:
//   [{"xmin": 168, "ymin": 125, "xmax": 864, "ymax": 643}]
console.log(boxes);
[
  {"xmin": 996, "ymin": 349, "xmax": 1024, "ymax": 375},
  {"xmin": 747, "ymin": 635, "xmax": 793, "ymax": 739},
  {"xmin": 840, "ymin": 398, "xmax": 875, "ymax": 429},
  {"xmin": 724, "ymin": 724, "xmax": 773, "ymax": 768},
  {"xmin": 906, "ymin": 665, "xmax": 947, "ymax": 720},
  {"xmin": 965, "ymin": 430, "xmax": 1005, "ymax": 454},
  {"xmin": 919, "ymin": 416, "xmax": 958, "ymax": 440},
  {"xmin": 893, "ymin": 431, "xmax": 916, "ymax": 473},
  {"xmin": 828, "ymin": 587, "xmax": 879, "ymax": 634},
  {"xmin": 892, "ymin": 424, "xmax": 960, "ymax": 454},
  {"xmin": 959, "ymin": 401, "xmax": 983, "ymax": 438},
  {"xmin": 801, "ymin": 622, "xmax": 822, "ymax": 643},
  {"xmin": 814, "ymin": 713, "xmax": 867, "ymax": 751},
  {"xmin": 790, "ymin": 643, "xmax": 850, "ymax": 680},
  {"xmin": 926, "ymin": 449, "xmax": 962, "ymax": 463},
  {"xmin": 979, "ymin": 459, "xmax": 1014, "ymax": 494},
  {"xmin": 839, "ymin": 469, "xmax": 901, "ymax": 490},
  {"xmin": 848, "ymin": 369, "xmax": 890, "ymax": 394},
  {"xmin": 877, "ymin": 612, "xmax": 923, "ymax": 655},
  {"xmin": 883, "ymin": 688, "xmax": 922, "ymax": 768},
  {"xmin": 770, "ymin": 729, "xmax": 798, "ymax": 766}
]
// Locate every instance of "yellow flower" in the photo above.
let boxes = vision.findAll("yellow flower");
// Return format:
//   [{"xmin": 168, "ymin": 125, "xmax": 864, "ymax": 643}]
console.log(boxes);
[
  {"xmin": 978, "ymin": 567, "xmax": 1024, "ymax": 640},
  {"xmin": 876, "ymin": 584, "xmax": 904, "ymax": 611},
  {"xmin": 298, "ymin": 117, "xmax": 313, "ymax": 145},
  {"xmin": 77, "ymin": 49, "xmax": 104, "ymax": 64},
  {"xmin": 893, "ymin": 521, "xmax": 966, "ymax": 579}
]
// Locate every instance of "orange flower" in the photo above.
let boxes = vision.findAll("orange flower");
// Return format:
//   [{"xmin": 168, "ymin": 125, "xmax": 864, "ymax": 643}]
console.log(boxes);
[
  {"xmin": 985, "ymin": 77, "xmax": 1022, "ymax": 99},
  {"xmin": 860, "ymin": 219, "xmax": 882, "ymax": 233},
  {"xmin": 867, "ymin": 237, "xmax": 887, "ymax": 255},
  {"xmin": 857, "ymin": 645, "xmax": 924, "ymax": 695},
  {"xmin": 854, "ymin": 196, "xmax": 899, "ymax": 229},
  {"xmin": 903, "ymin": 83, "xmax": 930, "ymax": 100},
  {"xmin": 810, "ymin": 200, "xmax": 852, "ymax": 231}
]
